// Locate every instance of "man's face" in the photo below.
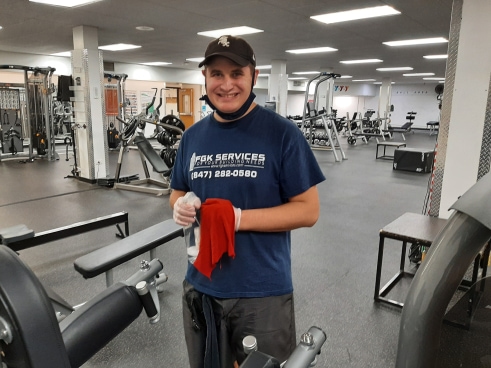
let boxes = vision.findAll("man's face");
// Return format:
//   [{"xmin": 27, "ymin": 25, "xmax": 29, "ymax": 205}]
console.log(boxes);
[{"xmin": 203, "ymin": 56, "xmax": 258, "ymax": 115}]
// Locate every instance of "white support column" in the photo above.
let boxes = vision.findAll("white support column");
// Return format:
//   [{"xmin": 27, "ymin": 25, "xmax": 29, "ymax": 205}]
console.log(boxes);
[
  {"xmin": 378, "ymin": 78, "xmax": 392, "ymax": 129},
  {"xmin": 71, "ymin": 25, "xmax": 108, "ymax": 181},
  {"xmin": 429, "ymin": 0, "xmax": 491, "ymax": 218},
  {"xmin": 268, "ymin": 60, "xmax": 288, "ymax": 116}
]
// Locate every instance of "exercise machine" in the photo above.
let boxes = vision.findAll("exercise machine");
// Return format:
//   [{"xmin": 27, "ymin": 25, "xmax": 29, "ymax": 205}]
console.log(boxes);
[
  {"xmin": 345, "ymin": 112, "xmax": 367, "ymax": 145},
  {"xmin": 387, "ymin": 111, "xmax": 415, "ymax": 141},
  {"xmin": 0, "ymin": 244, "xmax": 165, "ymax": 368},
  {"xmin": 113, "ymin": 96, "xmax": 184, "ymax": 195},
  {"xmin": 396, "ymin": 172, "xmax": 491, "ymax": 368},
  {"xmin": 0, "ymin": 65, "xmax": 57, "ymax": 162},
  {"xmin": 351, "ymin": 109, "xmax": 386, "ymax": 142},
  {"xmin": 300, "ymin": 72, "xmax": 347, "ymax": 162},
  {"xmin": 240, "ymin": 326, "xmax": 326, "ymax": 368}
]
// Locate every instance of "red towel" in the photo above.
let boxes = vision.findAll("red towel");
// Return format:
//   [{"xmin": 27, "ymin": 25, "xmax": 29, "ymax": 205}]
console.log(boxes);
[{"xmin": 193, "ymin": 198, "xmax": 236, "ymax": 279}]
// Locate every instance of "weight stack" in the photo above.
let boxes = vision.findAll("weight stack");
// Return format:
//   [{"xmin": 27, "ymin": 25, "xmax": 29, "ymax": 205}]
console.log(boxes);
[
  {"xmin": 393, "ymin": 148, "xmax": 435, "ymax": 173},
  {"xmin": 1, "ymin": 109, "xmax": 23, "ymax": 155}
]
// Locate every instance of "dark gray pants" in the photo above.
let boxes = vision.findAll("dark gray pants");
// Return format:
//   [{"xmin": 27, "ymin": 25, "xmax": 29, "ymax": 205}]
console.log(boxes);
[{"xmin": 182, "ymin": 280, "xmax": 296, "ymax": 368}]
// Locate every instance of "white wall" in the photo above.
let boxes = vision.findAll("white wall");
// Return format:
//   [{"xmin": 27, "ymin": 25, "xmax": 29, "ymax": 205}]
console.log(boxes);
[{"xmin": 390, "ymin": 84, "xmax": 442, "ymax": 128}]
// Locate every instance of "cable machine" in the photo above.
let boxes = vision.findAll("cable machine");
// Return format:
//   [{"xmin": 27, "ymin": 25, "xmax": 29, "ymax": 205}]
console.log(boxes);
[
  {"xmin": 0, "ymin": 65, "xmax": 57, "ymax": 162},
  {"xmin": 103, "ymin": 73, "xmax": 128, "ymax": 150},
  {"xmin": 300, "ymin": 72, "xmax": 347, "ymax": 162}
]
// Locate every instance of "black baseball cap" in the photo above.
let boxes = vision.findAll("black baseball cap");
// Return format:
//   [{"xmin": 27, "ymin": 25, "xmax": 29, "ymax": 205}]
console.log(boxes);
[{"xmin": 199, "ymin": 35, "xmax": 256, "ymax": 68}]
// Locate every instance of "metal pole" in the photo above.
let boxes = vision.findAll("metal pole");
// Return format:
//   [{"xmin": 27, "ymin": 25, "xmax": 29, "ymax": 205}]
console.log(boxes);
[{"xmin": 23, "ymin": 69, "xmax": 34, "ymax": 160}]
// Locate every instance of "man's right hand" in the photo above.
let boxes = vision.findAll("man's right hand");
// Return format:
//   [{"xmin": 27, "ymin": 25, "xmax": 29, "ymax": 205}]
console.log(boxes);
[{"xmin": 173, "ymin": 192, "xmax": 201, "ymax": 226}]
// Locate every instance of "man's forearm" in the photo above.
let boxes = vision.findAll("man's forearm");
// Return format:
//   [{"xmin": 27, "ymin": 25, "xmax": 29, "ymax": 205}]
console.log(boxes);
[{"xmin": 239, "ymin": 186, "xmax": 320, "ymax": 232}]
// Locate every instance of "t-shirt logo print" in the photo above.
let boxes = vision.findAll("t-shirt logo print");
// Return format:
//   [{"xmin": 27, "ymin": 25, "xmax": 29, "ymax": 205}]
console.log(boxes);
[{"xmin": 218, "ymin": 36, "xmax": 230, "ymax": 48}]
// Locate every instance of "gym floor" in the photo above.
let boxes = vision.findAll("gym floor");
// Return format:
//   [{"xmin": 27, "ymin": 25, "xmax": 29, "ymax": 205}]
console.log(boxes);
[{"xmin": 0, "ymin": 129, "xmax": 488, "ymax": 367}]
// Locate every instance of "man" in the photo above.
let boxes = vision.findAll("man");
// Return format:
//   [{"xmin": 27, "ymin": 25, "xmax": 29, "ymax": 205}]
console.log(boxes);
[{"xmin": 170, "ymin": 35, "xmax": 325, "ymax": 368}]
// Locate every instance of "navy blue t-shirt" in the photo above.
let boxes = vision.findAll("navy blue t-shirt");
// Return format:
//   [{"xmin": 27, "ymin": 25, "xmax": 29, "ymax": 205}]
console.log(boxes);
[{"xmin": 171, "ymin": 105, "xmax": 325, "ymax": 298}]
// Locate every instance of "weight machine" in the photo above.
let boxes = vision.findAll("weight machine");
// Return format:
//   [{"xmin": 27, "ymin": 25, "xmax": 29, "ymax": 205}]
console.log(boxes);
[
  {"xmin": 0, "ymin": 243, "xmax": 166, "ymax": 368},
  {"xmin": 113, "ymin": 90, "xmax": 184, "ymax": 195},
  {"xmin": 345, "ymin": 112, "xmax": 367, "ymax": 145},
  {"xmin": 386, "ymin": 111, "xmax": 415, "ymax": 141},
  {"xmin": 0, "ymin": 239, "xmax": 327, "ymax": 368},
  {"xmin": 300, "ymin": 72, "xmax": 347, "ymax": 162},
  {"xmin": 0, "ymin": 65, "xmax": 57, "ymax": 162},
  {"xmin": 240, "ymin": 326, "xmax": 326, "ymax": 368},
  {"xmin": 104, "ymin": 73, "xmax": 128, "ymax": 150}
]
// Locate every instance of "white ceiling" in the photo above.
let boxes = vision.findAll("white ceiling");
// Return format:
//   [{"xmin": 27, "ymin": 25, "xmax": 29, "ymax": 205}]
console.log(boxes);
[{"xmin": 0, "ymin": 0, "xmax": 453, "ymax": 84}]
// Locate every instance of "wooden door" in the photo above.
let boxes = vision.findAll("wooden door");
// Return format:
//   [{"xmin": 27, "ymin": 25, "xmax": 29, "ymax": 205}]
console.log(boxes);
[{"xmin": 178, "ymin": 88, "xmax": 194, "ymax": 129}]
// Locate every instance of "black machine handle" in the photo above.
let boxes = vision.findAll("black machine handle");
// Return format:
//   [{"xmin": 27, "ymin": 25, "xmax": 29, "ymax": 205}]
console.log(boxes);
[
  {"xmin": 155, "ymin": 88, "xmax": 167, "ymax": 116},
  {"xmin": 136, "ymin": 281, "xmax": 158, "ymax": 320}
]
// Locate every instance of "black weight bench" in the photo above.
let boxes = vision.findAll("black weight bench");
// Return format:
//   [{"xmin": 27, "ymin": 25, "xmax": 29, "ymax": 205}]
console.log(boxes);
[
  {"xmin": 74, "ymin": 219, "xmax": 184, "ymax": 286},
  {"xmin": 387, "ymin": 122, "xmax": 413, "ymax": 141},
  {"xmin": 427, "ymin": 121, "xmax": 439, "ymax": 136},
  {"xmin": 0, "ymin": 212, "xmax": 129, "ymax": 252},
  {"xmin": 114, "ymin": 133, "xmax": 171, "ymax": 196}
]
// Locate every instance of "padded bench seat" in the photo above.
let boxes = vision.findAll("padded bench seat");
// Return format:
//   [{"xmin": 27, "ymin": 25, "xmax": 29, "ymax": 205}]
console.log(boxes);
[
  {"xmin": 74, "ymin": 220, "xmax": 183, "ymax": 281},
  {"xmin": 0, "ymin": 224, "xmax": 35, "ymax": 245}
]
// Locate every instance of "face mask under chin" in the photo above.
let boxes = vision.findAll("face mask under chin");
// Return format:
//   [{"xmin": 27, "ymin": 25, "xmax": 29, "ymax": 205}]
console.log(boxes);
[{"xmin": 200, "ymin": 92, "xmax": 256, "ymax": 121}]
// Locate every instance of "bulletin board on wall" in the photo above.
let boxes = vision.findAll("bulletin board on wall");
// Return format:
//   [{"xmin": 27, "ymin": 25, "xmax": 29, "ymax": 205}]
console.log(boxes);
[
  {"xmin": 124, "ymin": 90, "xmax": 137, "ymax": 116},
  {"xmin": 140, "ymin": 90, "xmax": 155, "ymax": 115},
  {"xmin": 104, "ymin": 84, "xmax": 119, "ymax": 116}
]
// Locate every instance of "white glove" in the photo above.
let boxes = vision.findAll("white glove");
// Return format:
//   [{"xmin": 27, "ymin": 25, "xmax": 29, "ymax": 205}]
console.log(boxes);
[
  {"xmin": 233, "ymin": 206, "xmax": 241, "ymax": 232},
  {"xmin": 173, "ymin": 192, "xmax": 201, "ymax": 227}
]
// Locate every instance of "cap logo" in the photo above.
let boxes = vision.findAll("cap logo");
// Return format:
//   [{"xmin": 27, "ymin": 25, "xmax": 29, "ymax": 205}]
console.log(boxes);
[{"xmin": 218, "ymin": 36, "xmax": 230, "ymax": 48}]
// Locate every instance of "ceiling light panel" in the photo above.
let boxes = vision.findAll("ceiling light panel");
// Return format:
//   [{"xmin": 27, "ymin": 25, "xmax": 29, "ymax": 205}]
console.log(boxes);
[
  {"xmin": 51, "ymin": 51, "xmax": 71, "ymax": 57},
  {"xmin": 29, "ymin": 0, "xmax": 102, "ymax": 7},
  {"xmin": 136, "ymin": 26, "xmax": 154, "ymax": 31},
  {"xmin": 311, "ymin": 5, "xmax": 400, "ymax": 25},
  {"xmin": 142, "ymin": 62, "xmax": 172, "ymax": 66},
  {"xmin": 376, "ymin": 67, "xmax": 413, "ymax": 71},
  {"xmin": 292, "ymin": 71, "xmax": 320, "ymax": 75},
  {"xmin": 403, "ymin": 73, "xmax": 435, "ymax": 76},
  {"xmin": 99, "ymin": 44, "xmax": 141, "ymax": 51},
  {"xmin": 340, "ymin": 59, "xmax": 383, "ymax": 64},
  {"xmin": 424, "ymin": 54, "xmax": 448, "ymax": 59},
  {"xmin": 186, "ymin": 58, "xmax": 204, "ymax": 63},
  {"xmin": 198, "ymin": 26, "xmax": 263, "ymax": 38},
  {"xmin": 383, "ymin": 37, "xmax": 448, "ymax": 46},
  {"xmin": 286, "ymin": 47, "xmax": 337, "ymax": 54}
]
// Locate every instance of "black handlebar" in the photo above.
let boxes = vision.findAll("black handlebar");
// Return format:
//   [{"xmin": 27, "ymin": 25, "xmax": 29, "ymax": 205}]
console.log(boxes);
[{"xmin": 145, "ymin": 88, "xmax": 158, "ymax": 116}]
